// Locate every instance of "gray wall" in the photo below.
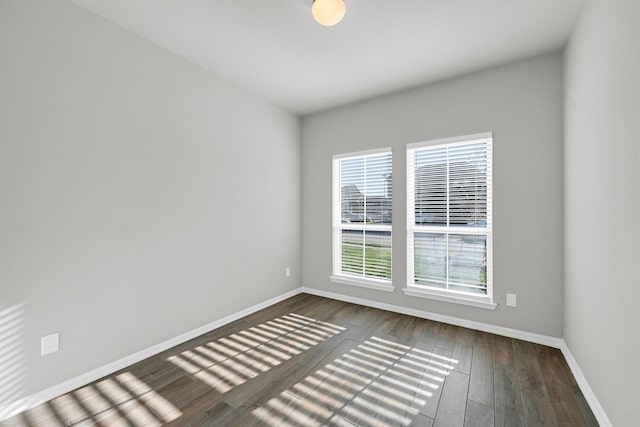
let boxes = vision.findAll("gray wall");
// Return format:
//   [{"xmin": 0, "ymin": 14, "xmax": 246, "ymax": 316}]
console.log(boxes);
[
  {"xmin": 0, "ymin": 0, "xmax": 301, "ymax": 401},
  {"xmin": 302, "ymin": 53, "xmax": 565, "ymax": 337},
  {"xmin": 564, "ymin": 0, "xmax": 640, "ymax": 424}
]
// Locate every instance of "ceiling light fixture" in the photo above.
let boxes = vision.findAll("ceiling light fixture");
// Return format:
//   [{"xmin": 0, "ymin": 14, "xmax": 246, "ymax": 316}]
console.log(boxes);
[{"xmin": 312, "ymin": 0, "xmax": 346, "ymax": 27}]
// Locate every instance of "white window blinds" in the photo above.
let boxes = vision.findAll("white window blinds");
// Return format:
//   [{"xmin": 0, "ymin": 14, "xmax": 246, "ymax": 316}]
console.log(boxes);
[
  {"xmin": 407, "ymin": 134, "xmax": 492, "ymax": 298},
  {"xmin": 333, "ymin": 149, "xmax": 392, "ymax": 283}
]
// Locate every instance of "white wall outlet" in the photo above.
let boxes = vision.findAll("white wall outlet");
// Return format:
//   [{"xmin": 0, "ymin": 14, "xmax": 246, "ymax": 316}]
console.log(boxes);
[
  {"xmin": 506, "ymin": 293, "xmax": 517, "ymax": 307},
  {"xmin": 41, "ymin": 332, "xmax": 59, "ymax": 356},
  {"xmin": 285, "ymin": 267, "xmax": 291, "ymax": 277}
]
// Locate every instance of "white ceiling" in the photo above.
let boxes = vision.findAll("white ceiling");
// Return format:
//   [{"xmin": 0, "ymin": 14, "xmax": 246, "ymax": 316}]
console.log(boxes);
[{"xmin": 68, "ymin": 0, "xmax": 584, "ymax": 115}]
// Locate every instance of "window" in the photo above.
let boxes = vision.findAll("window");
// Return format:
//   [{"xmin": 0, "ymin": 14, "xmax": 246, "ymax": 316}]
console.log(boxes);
[
  {"xmin": 406, "ymin": 133, "xmax": 495, "ymax": 309},
  {"xmin": 331, "ymin": 148, "xmax": 393, "ymax": 291}
]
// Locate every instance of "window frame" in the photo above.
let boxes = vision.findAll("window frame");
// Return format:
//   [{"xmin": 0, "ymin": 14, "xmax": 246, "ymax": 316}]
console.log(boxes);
[
  {"xmin": 405, "ymin": 133, "xmax": 496, "ymax": 309},
  {"xmin": 330, "ymin": 148, "xmax": 394, "ymax": 292}
]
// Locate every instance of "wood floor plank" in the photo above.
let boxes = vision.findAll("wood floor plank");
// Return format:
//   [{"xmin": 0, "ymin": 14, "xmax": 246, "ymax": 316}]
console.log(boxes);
[
  {"xmin": 435, "ymin": 323, "xmax": 458, "ymax": 351},
  {"xmin": 451, "ymin": 326, "xmax": 476, "ymax": 374},
  {"xmin": 16, "ymin": 403, "xmax": 67, "ymax": 427},
  {"xmin": 451, "ymin": 343, "xmax": 473, "ymax": 375},
  {"xmin": 222, "ymin": 333, "xmax": 350, "ymax": 409},
  {"xmin": 538, "ymin": 346, "xmax": 599, "ymax": 427},
  {"xmin": 316, "ymin": 354, "xmax": 377, "ymax": 426},
  {"xmin": 494, "ymin": 363, "xmax": 525, "ymax": 427},
  {"xmin": 217, "ymin": 403, "xmax": 283, "ymax": 427},
  {"xmin": 512, "ymin": 339, "xmax": 559, "ymax": 426},
  {"xmin": 155, "ymin": 373, "xmax": 215, "ymax": 411},
  {"xmin": 412, "ymin": 319, "xmax": 440, "ymax": 352},
  {"xmin": 367, "ymin": 338, "xmax": 445, "ymax": 427},
  {"xmin": 174, "ymin": 401, "xmax": 240, "ymax": 427},
  {"xmin": 0, "ymin": 294, "xmax": 599, "ymax": 427},
  {"xmin": 378, "ymin": 314, "xmax": 429, "ymax": 350},
  {"xmin": 433, "ymin": 370, "xmax": 470, "ymax": 427},
  {"xmin": 492, "ymin": 334, "xmax": 515, "ymax": 368},
  {"xmin": 411, "ymin": 413, "xmax": 435, "ymax": 427},
  {"xmin": 464, "ymin": 400, "xmax": 495, "ymax": 427},
  {"xmin": 343, "ymin": 309, "xmax": 389, "ymax": 343},
  {"xmin": 468, "ymin": 332, "xmax": 494, "ymax": 408},
  {"xmin": 455, "ymin": 327, "xmax": 477, "ymax": 347},
  {"xmin": 419, "ymin": 347, "xmax": 453, "ymax": 419},
  {"xmin": 376, "ymin": 311, "xmax": 410, "ymax": 338}
]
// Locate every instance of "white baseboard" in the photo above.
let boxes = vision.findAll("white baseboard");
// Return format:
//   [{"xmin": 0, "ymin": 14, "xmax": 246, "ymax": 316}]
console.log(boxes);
[
  {"xmin": 0, "ymin": 287, "xmax": 303, "ymax": 422},
  {"xmin": 559, "ymin": 342, "xmax": 612, "ymax": 427},
  {"xmin": 301, "ymin": 287, "xmax": 563, "ymax": 348}
]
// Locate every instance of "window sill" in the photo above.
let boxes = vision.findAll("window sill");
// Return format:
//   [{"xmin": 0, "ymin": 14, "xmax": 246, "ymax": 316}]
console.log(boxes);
[
  {"xmin": 403, "ymin": 287, "xmax": 497, "ymax": 310},
  {"xmin": 330, "ymin": 275, "xmax": 395, "ymax": 293}
]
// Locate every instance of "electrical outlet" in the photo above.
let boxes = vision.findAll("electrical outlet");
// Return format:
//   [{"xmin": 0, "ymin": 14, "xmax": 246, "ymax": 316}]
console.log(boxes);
[
  {"xmin": 41, "ymin": 333, "xmax": 59, "ymax": 356},
  {"xmin": 506, "ymin": 293, "xmax": 517, "ymax": 307},
  {"xmin": 285, "ymin": 267, "xmax": 291, "ymax": 277}
]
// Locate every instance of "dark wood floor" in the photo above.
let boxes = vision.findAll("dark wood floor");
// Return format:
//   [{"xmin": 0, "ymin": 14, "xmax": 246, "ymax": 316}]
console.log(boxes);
[{"xmin": 1, "ymin": 294, "xmax": 598, "ymax": 426}]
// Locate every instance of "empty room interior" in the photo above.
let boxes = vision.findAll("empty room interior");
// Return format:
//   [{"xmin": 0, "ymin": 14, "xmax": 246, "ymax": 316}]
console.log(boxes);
[{"xmin": 1, "ymin": 0, "xmax": 638, "ymax": 426}]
